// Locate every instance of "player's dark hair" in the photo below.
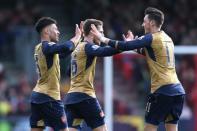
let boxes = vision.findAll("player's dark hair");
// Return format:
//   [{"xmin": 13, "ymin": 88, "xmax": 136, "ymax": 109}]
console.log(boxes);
[
  {"xmin": 83, "ymin": 19, "xmax": 103, "ymax": 36},
  {"xmin": 35, "ymin": 17, "xmax": 57, "ymax": 34},
  {"xmin": 145, "ymin": 7, "xmax": 164, "ymax": 27}
]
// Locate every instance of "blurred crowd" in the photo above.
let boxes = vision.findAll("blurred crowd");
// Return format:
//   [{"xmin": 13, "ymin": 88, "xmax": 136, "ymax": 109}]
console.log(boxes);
[
  {"xmin": 0, "ymin": 64, "xmax": 31, "ymax": 116},
  {"xmin": 0, "ymin": 0, "xmax": 42, "ymax": 61},
  {"xmin": 0, "ymin": 0, "xmax": 197, "ymax": 128}
]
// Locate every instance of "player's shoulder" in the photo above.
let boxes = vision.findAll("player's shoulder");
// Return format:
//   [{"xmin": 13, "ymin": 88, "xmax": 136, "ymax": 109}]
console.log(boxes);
[
  {"xmin": 84, "ymin": 42, "xmax": 101, "ymax": 55},
  {"xmin": 48, "ymin": 42, "xmax": 56, "ymax": 45},
  {"xmin": 138, "ymin": 33, "xmax": 152, "ymax": 40},
  {"xmin": 86, "ymin": 44, "xmax": 100, "ymax": 50},
  {"xmin": 162, "ymin": 31, "xmax": 173, "ymax": 41},
  {"xmin": 42, "ymin": 41, "xmax": 56, "ymax": 46},
  {"xmin": 152, "ymin": 31, "xmax": 171, "ymax": 39},
  {"xmin": 35, "ymin": 43, "xmax": 42, "ymax": 51},
  {"xmin": 35, "ymin": 41, "xmax": 53, "ymax": 49},
  {"xmin": 152, "ymin": 31, "xmax": 168, "ymax": 42},
  {"xmin": 136, "ymin": 33, "xmax": 153, "ymax": 45}
]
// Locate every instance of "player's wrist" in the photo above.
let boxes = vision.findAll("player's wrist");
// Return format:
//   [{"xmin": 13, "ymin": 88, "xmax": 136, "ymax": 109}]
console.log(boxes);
[
  {"xmin": 115, "ymin": 41, "xmax": 119, "ymax": 49},
  {"xmin": 99, "ymin": 36, "xmax": 109, "ymax": 44}
]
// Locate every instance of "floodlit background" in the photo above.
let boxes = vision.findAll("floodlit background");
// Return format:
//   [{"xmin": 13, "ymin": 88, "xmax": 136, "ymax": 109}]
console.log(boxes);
[{"xmin": 0, "ymin": 0, "xmax": 196, "ymax": 131}]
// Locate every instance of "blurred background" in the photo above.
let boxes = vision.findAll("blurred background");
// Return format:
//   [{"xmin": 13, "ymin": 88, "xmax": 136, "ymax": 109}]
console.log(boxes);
[{"xmin": 0, "ymin": 0, "xmax": 197, "ymax": 131}]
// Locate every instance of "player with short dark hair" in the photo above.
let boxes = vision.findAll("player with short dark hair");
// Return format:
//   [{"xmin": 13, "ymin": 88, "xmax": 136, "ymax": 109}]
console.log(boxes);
[
  {"xmin": 144, "ymin": 7, "xmax": 164, "ymax": 28},
  {"xmin": 91, "ymin": 7, "xmax": 185, "ymax": 131},
  {"xmin": 64, "ymin": 19, "xmax": 120, "ymax": 131},
  {"xmin": 30, "ymin": 17, "xmax": 81, "ymax": 131}
]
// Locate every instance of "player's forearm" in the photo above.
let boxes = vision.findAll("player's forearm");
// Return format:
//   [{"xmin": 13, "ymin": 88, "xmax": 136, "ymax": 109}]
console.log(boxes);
[
  {"xmin": 107, "ymin": 39, "xmax": 148, "ymax": 51},
  {"xmin": 85, "ymin": 45, "xmax": 120, "ymax": 57},
  {"xmin": 99, "ymin": 34, "xmax": 152, "ymax": 51}
]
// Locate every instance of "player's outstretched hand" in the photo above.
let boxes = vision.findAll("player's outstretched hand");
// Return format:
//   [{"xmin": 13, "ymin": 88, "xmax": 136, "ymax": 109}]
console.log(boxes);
[
  {"xmin": 70, "ymin": 24, "xmax": 82, "ymax": 46},
  {"xmin": 90, "ymin": 24, "xmax": 109, "ymax": 44},
  {"xmin": 122, "ymin": 30, "xmax": 135, "ymax": 41},
  {"xmin": 80, "ymin": 21, "xmax": 84, "ymax": 33}
]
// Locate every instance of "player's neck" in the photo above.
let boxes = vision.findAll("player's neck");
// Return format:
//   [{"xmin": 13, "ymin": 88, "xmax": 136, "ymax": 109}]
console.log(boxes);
[
  {"xmin": 150, "ymin": 27, "xmax": 161, "ymax": 33},
  {"xmin": 84, "ymin": 36, "xmax": 93, "ymax": 43},
  {"xmin": 41, "ymin": 35, "xmax": 51, "ymax": 42}
]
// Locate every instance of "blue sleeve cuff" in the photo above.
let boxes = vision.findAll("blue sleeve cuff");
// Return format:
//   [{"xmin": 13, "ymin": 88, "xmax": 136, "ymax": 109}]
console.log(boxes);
[{"xmin": 108, "ymin": 40, "xmax": 117, "ymax": 48}]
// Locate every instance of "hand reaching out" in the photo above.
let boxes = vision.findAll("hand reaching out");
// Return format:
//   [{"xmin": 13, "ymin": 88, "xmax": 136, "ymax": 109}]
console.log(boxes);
[
  {"xmin": 122, "ymin": 30, "xmax": 134, "ymax": 41},
  {"xmin": 90, "ymin": 24, "xmax": 103, "ymax": 40},
  {"xmin": 122, "ymin": 30, "xmax": 138, "ymax": 41},
  {"xmin": 80, "ymin": 21, "xmax": 84, "ymax": 36},
  {"xmin": 70, "ymin": 24, "xmax": 82, "ymax": 46},
  {"xmin": 90, "ymin": 24, "xmax": 109, "ymax": 44}
]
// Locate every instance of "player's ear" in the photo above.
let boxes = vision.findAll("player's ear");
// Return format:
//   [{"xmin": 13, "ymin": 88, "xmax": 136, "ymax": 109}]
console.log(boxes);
[
  {"xmin": 150, "ymin": 20, "xmax": 156, "ymax": 26},
  {"xmin": 89, "ymin": 30, "xmax": 94, "ymax": 38},
  {"xmin": 42, "ymin": 27, "xmax": 49, "ymax": 35}
]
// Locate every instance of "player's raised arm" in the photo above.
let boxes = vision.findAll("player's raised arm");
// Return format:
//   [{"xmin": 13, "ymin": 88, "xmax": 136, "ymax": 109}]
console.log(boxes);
[
  {"xmin": 70, "ymin": 24, "xmax": 82, "ymax": 47},
  {"xmin": 42, "ymin": 41, "xmax": 74, "ymax": 55},
  {"xmin": 91, "ymin": 24, "xmax": 152, "ymax": 51},
  {"xmin": 107, "ymin": 34, "xmax": 152, "ymax": 51},
  {"xmin": 42, "ymin": 24, "xmax": 81, "ymax": 56}
]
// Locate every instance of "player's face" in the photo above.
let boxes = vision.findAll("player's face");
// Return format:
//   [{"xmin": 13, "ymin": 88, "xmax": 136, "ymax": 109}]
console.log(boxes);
[
  {"xmin": 142, "ymin": 15, "xmax": 151, "ymax": 34},
  {"xmin": 48, "ymin": 24, "xmax": 60, "ymax": 42},
  {"xmin": 94, "ymin": 25, "xmax": 104, "ymax": 45}
]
